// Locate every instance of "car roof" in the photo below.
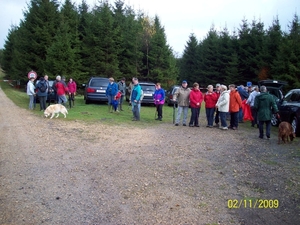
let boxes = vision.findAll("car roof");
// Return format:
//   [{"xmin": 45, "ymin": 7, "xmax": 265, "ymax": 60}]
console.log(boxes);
[
  {"xmin": 258, "ymin": 80, "xmax": 287, "ymax": 89},
  {"xmin": 139, "ymin": 81, "xmax": 155, "ymax": 85}
]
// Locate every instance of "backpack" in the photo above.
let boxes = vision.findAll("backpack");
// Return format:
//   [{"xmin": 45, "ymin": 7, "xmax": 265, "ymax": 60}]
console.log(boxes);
[{"xmin": 39, "ymin": 81, "xmax": 47, "ymax": 93}]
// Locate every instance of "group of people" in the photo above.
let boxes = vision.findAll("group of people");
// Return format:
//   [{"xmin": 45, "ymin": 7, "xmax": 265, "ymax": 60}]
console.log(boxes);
[
  {"xmin": 172, "ymin": 80, "xmax": 278, "ymax": 139},
  {"xmin": 27, "ymin": 75, "xmax": 77, "ymax": 111}
]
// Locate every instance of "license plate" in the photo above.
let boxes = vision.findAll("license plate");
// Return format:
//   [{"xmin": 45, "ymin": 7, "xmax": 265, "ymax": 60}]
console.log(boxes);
[
  {"xmin": 96, "ymin": 90, "xmax": 105, "ymax": 93},
  {"xmin": 144, "ymin": 93, "xmax": 152, "ymax": 96}
]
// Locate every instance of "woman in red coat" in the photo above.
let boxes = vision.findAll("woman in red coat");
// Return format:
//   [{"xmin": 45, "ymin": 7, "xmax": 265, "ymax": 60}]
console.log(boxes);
[
  {"xmin": 189, "ymin": 83, "xmax": 204, "ymax": 127},
  {"xmin": 204, "ymin": 85, "xmax": 218, "ymax": 127},
  {"xmin": 67, "ymin": 78, "xmax": 77, "ymax": 106}
]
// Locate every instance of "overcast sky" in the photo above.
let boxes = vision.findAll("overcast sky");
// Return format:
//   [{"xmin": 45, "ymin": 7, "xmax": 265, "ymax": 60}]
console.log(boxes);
[{"xmin": 0, "ymin": 0, "xmax": 298, "ymax": 56}]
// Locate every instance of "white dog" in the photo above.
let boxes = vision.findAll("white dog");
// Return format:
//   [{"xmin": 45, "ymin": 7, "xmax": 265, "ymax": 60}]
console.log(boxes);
[{"xmin": 44, "ymin": 104, "xmax": 68, "ymax": 119}]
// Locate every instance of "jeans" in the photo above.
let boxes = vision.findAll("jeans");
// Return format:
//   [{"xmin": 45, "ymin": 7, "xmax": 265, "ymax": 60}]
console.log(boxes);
[
  {"xmin": 58, "ymin": 95, "xmax": 67, "ymax": 104},
  {"xmin": 176, "ymin": 106, "xmax": 189, "ymax": 125},
  {"xmin": 29, "ymin": 95, "xmax": 35, "ymax": 110},
  {"xmin": 107, "ymin": 95, "xmax": 114, "ymax": 105},
  {"xmin": 189, "ymin": 107, "xmax": 200, "ymax": 126},
  {"xmin": 230, "ymin": 111, "xmax": 239, "ymax": 128},
  {"xmin": 239, "ymin": 107, "xmax": 244, "ymax": 122},
  {"xmin": 206, "ymin": 107, "xmax": 215, "ymax": 126},
  {"xmin": 132, "ymin": 102, "xmax": 140, "ymax": 120},
  {"xmin": 259, "ymin": 120, "xmax": 271, "ymax": 138},
  {"xmin": 118, "ymin": 95, "xmax": 124, "ymax": 110},
  {"xmin": 219, "ymin": 111, "xmax": 228, "ymax": 128}
]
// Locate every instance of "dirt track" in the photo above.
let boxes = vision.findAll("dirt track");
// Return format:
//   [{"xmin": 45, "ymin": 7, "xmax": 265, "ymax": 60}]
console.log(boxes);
[{"xmin": 0, "ymin": 87, "xmax": 299, "ymax": 225}]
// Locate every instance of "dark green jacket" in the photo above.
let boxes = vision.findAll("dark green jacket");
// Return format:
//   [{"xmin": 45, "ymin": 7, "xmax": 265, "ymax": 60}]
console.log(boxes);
[{"xmin": 254, "ymin": 92, "xmax": 278, "ymax": 121}]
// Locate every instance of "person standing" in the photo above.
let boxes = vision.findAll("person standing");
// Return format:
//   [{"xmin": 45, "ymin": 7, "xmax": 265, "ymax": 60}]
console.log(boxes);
[
  {"xmin": 189, "ymin": 82, "xmax": 203, "ymax": 127},
  {"xmin": 153, "ymin": 83, "xmax": 165, "ymax": 121},
  {"xmin": 130, "ymin": 78, "xmax": 142, "ymax": 121},
  {"xmin": 229, "ymin": 84, "xmax": 242, "ymax": 130},
  {"xmin": 246, "ymin": 86, "xmax": 260, "ymax": 127},
  {"xmin": 27, "ymin": 77, "xmax": 36, "ymax": 110},
  {"xmin": 214, "ymin": 83, "xmax": 221, "ymax": 127},
  {"xmin": 55, "ymin": 75, "xmax": 68, "ymax": 105},
  {"xmin": 254, "ymin": 86, "xmax": 278, "ymax": 139},
  {"xmin": 237, "ymin": 85, "xmax": 249, "ymax": 123},
  {"xmin": 204, "ymin": 85, "xmax": 218, "ymax": 127},
  {"xmin": 173, "ymin": 80, "xmax": 191, "ymax": 126},
  {"xmin": 67, "ymin": 78, "xmax": 77, "ymax": 107},
  {"xmin": 35, "ymin": 77, "xmax": 47, "ymax": 111},
  {"xmin": 118, "ymin": 77, "xmax": 126, "ymax": 111},
  {"xmin": 106, "ymin": 77, "xmax": 118, "ymax": 113},
  {"xmin": 215, "ymin": 85, "xmax": 230, "ymax": 130}
]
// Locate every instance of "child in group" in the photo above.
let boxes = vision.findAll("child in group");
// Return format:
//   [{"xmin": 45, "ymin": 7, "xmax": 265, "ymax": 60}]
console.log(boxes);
[{"xmin": 112, "ymin": 91, "xmax": 122, "ymax": 112}]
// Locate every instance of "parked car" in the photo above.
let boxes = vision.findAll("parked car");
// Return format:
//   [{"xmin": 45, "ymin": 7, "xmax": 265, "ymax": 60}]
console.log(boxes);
[
  {"xmin": 258, "ymin": 80, "xmax": 287, "ymax": 126},
  {"xmin": 276, "ymin": 89, "xmax": 300, "ymax": 137},
  {"xmin": 126, "ymin": 81, "xmax": 156, "ymax": 105},
  {"xmin": 35, "ymin": 80, "xmax": 56, "ymax": 103},
  {"xmin": 165, "ymin": 85, "xmax": 180, "ymax": 106},
  {"xmin": 83, "ymin": 77, "xmax": 109, "ymax": 104}
]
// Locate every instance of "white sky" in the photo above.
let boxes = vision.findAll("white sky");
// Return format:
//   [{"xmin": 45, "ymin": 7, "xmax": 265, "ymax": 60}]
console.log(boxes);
[{"xmin": 0, "ymin": 0, "xmax": 298, "ymax": 56}]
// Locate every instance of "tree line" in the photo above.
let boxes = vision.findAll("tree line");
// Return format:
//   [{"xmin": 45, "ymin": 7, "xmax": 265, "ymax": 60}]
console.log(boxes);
[
  {"xmin": 0, "ymin": 0, "xmax": 299, "ymax": 91},
  {"xmin": 179, "ymin": 15, "xmax": 300, "ymax": 90},
  {"xmin": 0, "ymin": 0, "xmax": 177, "ymax": 87}
]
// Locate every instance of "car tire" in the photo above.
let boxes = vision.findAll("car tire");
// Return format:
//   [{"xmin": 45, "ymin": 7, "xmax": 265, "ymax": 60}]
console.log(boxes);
[
  {"xmin": 271, "ymin": 114, "xmax": 279, "ymax": 126},
  {"xmin": 291, "ymin": 116, "xmax": 299, "ymax": 137}
]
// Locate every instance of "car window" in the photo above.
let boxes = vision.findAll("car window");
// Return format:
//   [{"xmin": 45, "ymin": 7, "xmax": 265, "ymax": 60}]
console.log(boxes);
[
  {"xmin": 290, "ymin": 92, "xmax": 300, "ymax": 102},
  {"xmin": 90, "ymin": 79, "xmax": 108, "ymax": 87},
  {"xmin": 141, "ymin": 85, "xmax": 155, "ymax": 92}
]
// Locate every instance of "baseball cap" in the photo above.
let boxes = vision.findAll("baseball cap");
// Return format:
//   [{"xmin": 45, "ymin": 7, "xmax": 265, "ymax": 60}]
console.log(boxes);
[
  {"xmin": 182, "ymin": 80, "xmax": 187, "ymax": 83},
  {"xmin": 216, "ymin": 83, "xmax": 221, "ymax": 87}
]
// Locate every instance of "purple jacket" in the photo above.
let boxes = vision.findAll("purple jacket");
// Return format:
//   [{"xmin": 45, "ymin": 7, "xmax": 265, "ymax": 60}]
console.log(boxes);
[{"xmin": 154, "ymin": 88, "xmax": 165, "ymax": 105}]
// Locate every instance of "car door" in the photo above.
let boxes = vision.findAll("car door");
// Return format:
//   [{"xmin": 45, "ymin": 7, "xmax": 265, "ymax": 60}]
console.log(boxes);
[{"xmin": 278, "ymin": 90, "xmax": 298, "ymax": 122}]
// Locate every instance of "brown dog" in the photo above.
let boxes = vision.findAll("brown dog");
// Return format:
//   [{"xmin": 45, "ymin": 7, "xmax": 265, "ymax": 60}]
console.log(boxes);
[{"xmin": 278, "ymin": 121, "xmax": 296, "ymax": 144}]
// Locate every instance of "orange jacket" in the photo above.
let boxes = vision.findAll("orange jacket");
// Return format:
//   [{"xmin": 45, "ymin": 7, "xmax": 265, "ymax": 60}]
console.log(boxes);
[{"xmin": 229, "ymin": 90, "xmax": 242, "ymax": 112}]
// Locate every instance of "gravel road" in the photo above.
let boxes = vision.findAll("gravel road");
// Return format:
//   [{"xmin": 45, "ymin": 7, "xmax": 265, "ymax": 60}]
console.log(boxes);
[{"xmin": 0, "ymin": 87, "xmax": 299, "ymax": 225}]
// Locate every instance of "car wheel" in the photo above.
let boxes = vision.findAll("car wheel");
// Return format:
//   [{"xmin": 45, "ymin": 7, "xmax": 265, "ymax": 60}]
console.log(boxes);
[
  {"xmin": 85, "ymin": 99, "xmax": 90, "ymax": 104},
  {"xmin": 291, "ymin": 116, "xmax": 299, "ymax": 137},
  {"xmin": 271, "ymin": 114, "xmax": 279, "ymax": 126}
]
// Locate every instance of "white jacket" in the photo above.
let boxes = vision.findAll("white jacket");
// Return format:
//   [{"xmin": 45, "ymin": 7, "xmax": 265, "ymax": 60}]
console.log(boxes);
[
  {"xmin": 216, "ymin": 90, "xmax": 229, "ymax": 112},
  {"xmin": 27, "ymin": 80, "xmax": 35, "ymax": 95}
]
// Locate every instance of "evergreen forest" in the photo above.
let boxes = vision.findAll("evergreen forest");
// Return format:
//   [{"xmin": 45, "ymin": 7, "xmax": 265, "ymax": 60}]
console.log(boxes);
[{"xmin": 0, "ymin": 0, "xmax": 299, "ymax": 90}]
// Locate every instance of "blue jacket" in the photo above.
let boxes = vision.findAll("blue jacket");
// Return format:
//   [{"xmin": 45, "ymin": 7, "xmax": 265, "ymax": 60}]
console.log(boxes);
[
  {"xmin": 237, "ymin": 86, "xmax": 249, "ymax": 100},
  {"xmin": 36, "ymin": 80, "xmax": 48, "ymax": 97},
  {"xmin": 131, "ymin": 84, "xmax": 142, "ymax": 102},
  {"xmin": 154, "ymin": 88, "xmax": 165, "ymax": 105},
  {"xmin": 106, "ymin": 82, "xmax": 118, "ymax": 96}
]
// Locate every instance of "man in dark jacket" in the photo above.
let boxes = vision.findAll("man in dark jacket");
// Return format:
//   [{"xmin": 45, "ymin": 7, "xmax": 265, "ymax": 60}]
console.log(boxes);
[{"xmin": 254, "ymin": 86, "xmax": 278, "ymax": 139}]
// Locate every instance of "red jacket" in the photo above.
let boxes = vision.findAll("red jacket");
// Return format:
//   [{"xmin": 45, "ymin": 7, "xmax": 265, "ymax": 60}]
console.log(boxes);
[
  {"xmin": 56, "ymin": 81, "xmax": 68, "ymax": 96},
  {"xmin": 204, "ymin": 92, "xmax": 218, "ymax": 108},
  {"xmin": 229, "ymin": 90, "xmax": 242, "ymax": 112},
  {"xmin": 67, "ymin": 81, "xmax": 77, "ymax": 93},
  {"xmin": 189, "ymin": 89, "xmax": 203, "ymax": 108}
]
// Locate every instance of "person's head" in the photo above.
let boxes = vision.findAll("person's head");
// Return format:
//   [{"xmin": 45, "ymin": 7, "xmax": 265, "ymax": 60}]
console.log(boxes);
[
  {"xmin": 69, "ymin": 78, "xmax": 73, "ymax": 82},
  {"xmin": 109, "ymin": 77, "xmax": 114, "ymax": 83},
  {"xmin": 39, "ymin": 77, "xmax": 44, "ymax": 81},
  {"xmin": 182, "ymin": 80, "xmax": 188, "ymax": 88},
  {"xmin": 229, "ymin": 84, "xmax": 236, "ymax": 91},
  {"xmin": 216, "ymin": 83, "xmax": 221, "ymax": 91},
  {"xmin": 207, "ymin": 84, "xmax": 213, "ymax": 92},
  {"xmin": 260, "ymin": 85, "xmax": 267, "ymax": 93},
  {"xmin": 44, "ymin": 75, "xmax": 48, "ymax": 81},
  {"xmin": 62, "ymin": 76, "xmax": 66, "ymax": 81},
  {"xmin": 132, "ymin": 77, "xmax": 138, "ymax": 85},
  {"xmin": 56, "ymin": 75, "xmax": 61, "ymax": 81},
  {"xmin": 253, "ymin": 86, "xmax": 258, "ymax": 91},
  {"xmin": 156, "ymin": 83, "xmax": 161, "ymax": 89},
  {"xmin": 220, "ymin": 85, "xmax": 227, "ymax": 92},
  {"xmin": 193, "ymin": 82, "xmax": 199, "ymax": 90},
  {"xmin": 121, "ymin": 77, "xmax": 125, "ymax": 83},
  {"xmin": 29, "ymin": 77, "xmax": 35, "ymax": 82}
]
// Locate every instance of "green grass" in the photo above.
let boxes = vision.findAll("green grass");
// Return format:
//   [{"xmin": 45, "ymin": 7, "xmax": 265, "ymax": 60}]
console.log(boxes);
[{"xmin": 0, "ymin": 80, "xmax": 183, "ymax": 126}]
